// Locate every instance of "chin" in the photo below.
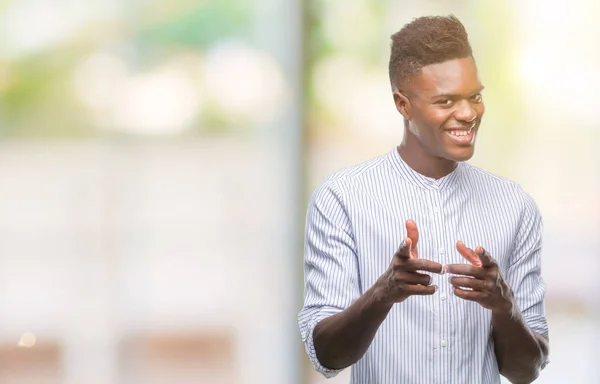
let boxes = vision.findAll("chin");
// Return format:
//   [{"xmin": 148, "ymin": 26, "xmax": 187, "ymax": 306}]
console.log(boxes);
[
  {"xmin": 439, "ymin": 130, "xmax": 477, "ymax": 162},
  {"xmin": 446, "ymin": 148, "xmax": 475, "ymax": 162}
]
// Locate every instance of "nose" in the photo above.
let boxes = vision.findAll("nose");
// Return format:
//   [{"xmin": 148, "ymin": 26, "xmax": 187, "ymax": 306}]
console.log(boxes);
[{"xmin": 454, "ymin": 100, "xmax": 477, "ymax": 123}]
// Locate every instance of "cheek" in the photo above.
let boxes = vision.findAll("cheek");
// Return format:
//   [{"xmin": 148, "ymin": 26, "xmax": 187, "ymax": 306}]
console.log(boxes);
[
  {"xmin": 477, "ymin": 103, "xmax": 485, "ymax": 117},
  {"xmin": 411, "ymin": 118, "xmax": 446, "ymax": 144},
  {"xmin": 410, "ymin": 106, "xmax": 451, "ymax": 140},
  {"xmin": 418, "ymin": 109, "xmax": 452, "ymax": 131}
]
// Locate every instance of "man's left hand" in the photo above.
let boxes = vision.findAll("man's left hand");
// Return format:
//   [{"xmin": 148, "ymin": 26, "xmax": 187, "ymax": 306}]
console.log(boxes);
[{"xmin": 445, "ymin": 241, "xmax": 515, "ymax": 316}]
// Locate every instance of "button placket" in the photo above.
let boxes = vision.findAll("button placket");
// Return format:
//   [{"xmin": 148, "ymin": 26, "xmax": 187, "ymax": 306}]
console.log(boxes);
[{"xmin": 431, "ymin": 189, "xmax": 450, "ymax": 375}]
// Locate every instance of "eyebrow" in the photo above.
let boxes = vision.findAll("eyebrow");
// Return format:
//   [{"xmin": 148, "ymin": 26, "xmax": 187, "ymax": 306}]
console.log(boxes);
[{"xmin": 431, "ymin": 86, "xmax": 485, "ymax": 99}]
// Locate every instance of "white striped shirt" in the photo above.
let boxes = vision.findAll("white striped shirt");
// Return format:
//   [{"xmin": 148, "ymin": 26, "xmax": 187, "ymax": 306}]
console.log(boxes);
[{"xmin": 298, "ymin": 148, "xmax": 548, "ymax": 384}]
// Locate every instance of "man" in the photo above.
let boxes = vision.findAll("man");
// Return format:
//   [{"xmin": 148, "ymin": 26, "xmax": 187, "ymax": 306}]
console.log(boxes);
[{"xmin": 298, "ymin": 15, "xmax": 549, "ymax": 384}]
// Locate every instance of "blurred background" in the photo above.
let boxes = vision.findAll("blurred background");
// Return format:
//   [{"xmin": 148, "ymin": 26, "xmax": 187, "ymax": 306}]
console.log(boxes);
[{"xmin": 0, "ymin": 0, "xmax": 598, "ymax": 383}]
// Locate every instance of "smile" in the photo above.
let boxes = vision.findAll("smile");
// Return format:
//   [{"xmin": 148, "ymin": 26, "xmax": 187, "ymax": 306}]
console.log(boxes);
[
  {"xmin": 444, "ymin": 124, "xmax": 476, "ymax": 144},
  {"xmin": 447, "ymin": 130, "xmax": 471, "ymax": 137}
]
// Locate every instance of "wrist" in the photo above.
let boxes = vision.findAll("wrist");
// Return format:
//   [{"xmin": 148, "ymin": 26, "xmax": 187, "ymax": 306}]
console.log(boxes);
[
  {"xmin": 368, "ymin": 282, "xmax": 396, "ymax": 310},
  {"xmin": 492, "ymin": 297, "xmax": 518, "ymax": 320}
]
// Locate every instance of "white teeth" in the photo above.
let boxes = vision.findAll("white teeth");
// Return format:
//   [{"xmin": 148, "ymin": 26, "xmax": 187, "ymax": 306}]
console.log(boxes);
[{"xmin": 447, "ymin": 125, "xmax": 475, "ymax": 137}]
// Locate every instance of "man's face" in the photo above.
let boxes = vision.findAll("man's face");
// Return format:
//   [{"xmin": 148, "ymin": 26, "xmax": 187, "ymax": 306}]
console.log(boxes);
[{"xmin": 396, "ymin": 56, "xmax": 485, "ymax": 162}]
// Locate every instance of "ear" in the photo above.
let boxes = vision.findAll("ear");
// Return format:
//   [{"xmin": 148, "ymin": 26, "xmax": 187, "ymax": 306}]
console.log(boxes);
[{"xmin": 393, "ymin": 91, "xmax": 411, "ymax": 121}]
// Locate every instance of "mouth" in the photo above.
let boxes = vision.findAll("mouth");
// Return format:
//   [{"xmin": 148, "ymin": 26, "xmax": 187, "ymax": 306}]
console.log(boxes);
[{"xmin": 444, "ymin": 124, "xmax": 476, "ymax": 145}]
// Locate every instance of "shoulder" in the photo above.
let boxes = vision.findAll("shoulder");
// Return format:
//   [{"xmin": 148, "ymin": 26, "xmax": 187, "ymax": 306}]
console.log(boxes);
[
  {"xmin": 326, "ymin": 152, "xmax": 390, "ymax": 184},
  {"xmin": 312, "ymin": 152, "xmax": 391, "ymax": 195},
  {"xmin": 462, "ymin": 163, "xmax": 541, "ymax": 220},
  {"xmin": 307, "ymin": 152, "xmax": 393, "ymax": 216}
]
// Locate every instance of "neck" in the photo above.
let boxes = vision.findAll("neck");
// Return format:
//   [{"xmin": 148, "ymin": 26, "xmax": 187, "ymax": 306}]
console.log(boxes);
[{"xmin": 398, "ymin": 130, "xmax": 458, "ymax": 179}]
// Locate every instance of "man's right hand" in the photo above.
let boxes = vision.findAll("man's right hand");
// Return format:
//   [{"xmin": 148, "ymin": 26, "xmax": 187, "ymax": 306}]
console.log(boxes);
[
  {"xmin": 373, "ymin": 219, "xmax": 444, "ymax": 303},
  {"xmin": 311, "ymin": 219, "xmax": 443, "ymax": 370}
]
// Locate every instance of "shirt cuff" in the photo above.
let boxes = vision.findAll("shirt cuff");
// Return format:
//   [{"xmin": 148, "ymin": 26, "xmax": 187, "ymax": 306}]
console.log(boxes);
[
  {"xmin": 301, "ymin": 310, "xmax": 345, "ymax": 378},
  {"xmin": 522, "ymin": 312, "xmax": 549, "ymax": 340},
  {"xmin": 522, "ymin": 312, "xmax": 550, "ymax": 366}
]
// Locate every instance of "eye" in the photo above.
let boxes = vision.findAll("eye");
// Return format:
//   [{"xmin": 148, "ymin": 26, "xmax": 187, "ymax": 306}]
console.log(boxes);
[
  {"xmin": 471, "ymin": 93, "xmax": 483, "ymax": 103},
  {"xmin": 436, "ymin": 99, "xmax": 453, "ymax": 106}
]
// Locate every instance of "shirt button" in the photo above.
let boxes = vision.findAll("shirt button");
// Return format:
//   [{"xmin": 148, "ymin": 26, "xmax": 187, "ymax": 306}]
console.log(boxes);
[
  {"xmin": 433, "ymin": 206, "xmax": 440, "ymax": 213},
  {"xmin": 440, "ymin": 293, "xmax": 447, "ymax": 301},
  {"xmin": 438, "ymin": 248, "xmax": 445, "ymax": 255},
  {"xmin": 441, "ymin": 340, "xmax": 447, "ymax": 347}
]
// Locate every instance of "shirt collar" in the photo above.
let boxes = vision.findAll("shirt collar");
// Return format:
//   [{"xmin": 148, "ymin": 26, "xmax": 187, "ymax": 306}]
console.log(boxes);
[{"xmin": 387, "ymin": 147, "xmax": 464, "ymax": 191}]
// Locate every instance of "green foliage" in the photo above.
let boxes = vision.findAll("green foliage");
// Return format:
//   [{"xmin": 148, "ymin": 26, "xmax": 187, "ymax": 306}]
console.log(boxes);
[
  {"xmin": 136, "ymin": 0, "xmax": 253, "ymax": 50},
  {"xmin": 0, "ymin": 0, "xmax": 256, "ymax": 139},
  {"xmin": 0, "ymin": 49, "xmax": 90, "ymax": 138}
]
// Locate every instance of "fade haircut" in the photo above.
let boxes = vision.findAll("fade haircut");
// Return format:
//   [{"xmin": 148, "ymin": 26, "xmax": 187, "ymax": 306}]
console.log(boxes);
[{"xmin": 388, "ymin": 15, "xmax": 473, "ymax": 91}]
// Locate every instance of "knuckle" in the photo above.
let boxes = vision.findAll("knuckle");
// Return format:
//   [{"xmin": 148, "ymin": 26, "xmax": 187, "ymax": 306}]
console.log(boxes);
[
  {"xmin": 495, "ymin": 272, "xmax": 503, "ymax": 283},
  {"xmin": 385, "ymin": 270, "xmax": 396, "ymax": 283},
  {"xmin": 395, "ymin": 272, "xmax": 409, "ymax": 283},
  {"xmin": 396, "ymin": 252, "xmax": 409, "ymax": 260}
]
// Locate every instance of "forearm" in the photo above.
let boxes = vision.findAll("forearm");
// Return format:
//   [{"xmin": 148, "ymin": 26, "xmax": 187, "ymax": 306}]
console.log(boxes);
[
  {"xmin": 313, "ymin": 285, "xmax": 393, "ymax": 370},
  {"xmin": 492, "ymin": 309, "xmax": 549, "ymax": 383}
]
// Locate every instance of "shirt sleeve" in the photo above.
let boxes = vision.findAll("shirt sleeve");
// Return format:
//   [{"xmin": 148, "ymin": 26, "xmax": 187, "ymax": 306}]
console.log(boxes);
[
  {"xmin": 506, "ymin": 192, "xmax": 549, "ymax": 342},
  {"xmin": 297, "ymin": 179, "xmax": 361, "ymax": 378}
]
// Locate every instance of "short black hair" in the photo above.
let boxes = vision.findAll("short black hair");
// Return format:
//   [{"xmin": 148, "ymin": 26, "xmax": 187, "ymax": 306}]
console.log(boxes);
[{"xmin": 389, "ymin": 15, "xmax": 473, "ymax": 90}]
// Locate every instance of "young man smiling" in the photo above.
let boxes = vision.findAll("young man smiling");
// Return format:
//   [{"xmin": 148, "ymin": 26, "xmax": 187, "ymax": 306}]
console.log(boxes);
[{"xmin": 298, "ymin": 15, "xmax": 549, "ymax": 384}]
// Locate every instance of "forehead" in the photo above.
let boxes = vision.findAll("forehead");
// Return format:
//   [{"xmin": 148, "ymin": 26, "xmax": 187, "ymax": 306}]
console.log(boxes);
[{"xmin": 410, "ymin": 57, "xmax": 482, "ymax": 96}]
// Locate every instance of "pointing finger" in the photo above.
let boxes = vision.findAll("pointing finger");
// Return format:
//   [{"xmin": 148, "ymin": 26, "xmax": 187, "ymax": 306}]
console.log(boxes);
[
  {"xmin": 445, "ymin": 264, "xmax": 486, "ymax": 279},
  {"xmin": 406, "ymin": 259, "xmax": 444, "ymax": 274}
]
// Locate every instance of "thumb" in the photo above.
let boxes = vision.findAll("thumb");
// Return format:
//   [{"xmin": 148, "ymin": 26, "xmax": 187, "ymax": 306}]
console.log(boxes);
[
  {"xmin": 405, "ymin": 219, "xmax": 419, "ymax": 247},
  {"xmin": 456, "ymin": 240, "xmax": 482, "ymax": 266}
]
